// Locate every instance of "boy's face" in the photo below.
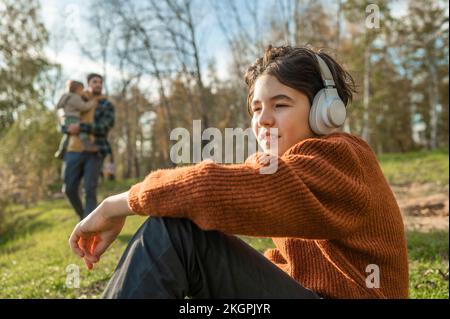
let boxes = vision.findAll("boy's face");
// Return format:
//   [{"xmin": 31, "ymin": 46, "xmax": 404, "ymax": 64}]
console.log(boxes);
[
  {"xmin": 75, "ymin": 86, "xmax": 84, "ymax": 95},
  {"xmin": 251, "ymin": 75, "xmax": 315, "ymax": 156}
]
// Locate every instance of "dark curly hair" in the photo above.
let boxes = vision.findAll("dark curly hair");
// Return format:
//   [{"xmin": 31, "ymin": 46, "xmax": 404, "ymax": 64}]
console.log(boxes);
[{"xmin": 244, "ymin": 45, "xmax": 357, "ymax": 115}]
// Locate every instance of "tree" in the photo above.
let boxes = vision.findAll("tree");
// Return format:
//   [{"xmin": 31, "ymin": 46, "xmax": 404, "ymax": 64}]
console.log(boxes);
[
  {"xmin": 0, "ymin": 0, "xmax": 50, "ymax": 131},
  {"xmin": 0, "ymin": 0, "xmax": 61, "ymax": 211},
  {"xmin": 397, "ymin": 0, "xmax": 449, "ymax": 149}
]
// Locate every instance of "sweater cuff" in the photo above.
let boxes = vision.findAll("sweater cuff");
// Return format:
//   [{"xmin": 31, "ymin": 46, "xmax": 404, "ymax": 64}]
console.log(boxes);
[{"xmin": 127, "ymin": 182, "xmax": 146, "ymax": 215}]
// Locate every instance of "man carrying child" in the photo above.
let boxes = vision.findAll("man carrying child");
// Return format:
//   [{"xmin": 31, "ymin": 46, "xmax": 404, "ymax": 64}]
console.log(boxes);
[{"xmin": 57, "ymin": 73, "xmax": 115, "ymax": 221}]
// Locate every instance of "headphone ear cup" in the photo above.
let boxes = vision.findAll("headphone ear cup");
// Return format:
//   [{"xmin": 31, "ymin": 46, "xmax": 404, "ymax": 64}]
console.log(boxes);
[
  {"xmin": 327, "ymin": 99, "xmax": 346, "ymax": 127},
  {"xmin": 309, "ymin": 89, "xmax": 326, "ymax": 135},
  {"xmin": 309, "ymin": 88, "xmax": 346, "ymax": 135},
  {"xmin": 324, "ymin": 88, "xmax": 346, "ymax": 128}
]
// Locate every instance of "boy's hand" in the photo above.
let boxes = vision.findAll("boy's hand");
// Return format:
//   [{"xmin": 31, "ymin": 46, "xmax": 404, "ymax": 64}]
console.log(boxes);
[
  {"xmin": 69, "ymin": 192, "xmax": 133, "ymax": 270},
  {"xmin": 93, "ymin": 94, "xmax": 107, "ymax": 100},
  {"xmin": 69, "ymin": 200, "xmax": 126, "ymax": 270}
]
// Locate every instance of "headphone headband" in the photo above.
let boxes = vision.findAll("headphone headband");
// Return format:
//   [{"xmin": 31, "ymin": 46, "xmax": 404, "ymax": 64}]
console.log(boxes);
[{"xmin": 315, "ymin": 54, "xmax": 336, "ymax": 87}]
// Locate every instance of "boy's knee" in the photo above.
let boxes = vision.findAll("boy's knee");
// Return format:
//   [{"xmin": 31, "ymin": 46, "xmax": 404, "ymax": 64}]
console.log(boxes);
[
  {"xmin": 141, "ymin": 216, "xmax": 185, "ymax": 232},
  {"xmin": 138, "ymin": 217, "xmax": 196, "ymax": 244},
  {"xmin": 151, "ymin": 217, "xmax": 195, "ymax": 232}
]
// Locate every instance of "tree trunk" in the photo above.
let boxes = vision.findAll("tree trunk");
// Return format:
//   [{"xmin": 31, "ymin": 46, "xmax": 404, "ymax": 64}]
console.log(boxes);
[
  {"xmin": 427, "ymin": 55, "xmax": 439, "ymax": 150},
  {"xmin": 361, "ymin": 39, "xmax": 371, "ymax": 144}
]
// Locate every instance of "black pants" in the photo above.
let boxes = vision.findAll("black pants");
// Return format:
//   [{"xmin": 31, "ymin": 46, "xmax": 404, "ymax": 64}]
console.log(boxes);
[{"xmin": 102, "ymin": 217, "xmax": 320, "ymax": 299}]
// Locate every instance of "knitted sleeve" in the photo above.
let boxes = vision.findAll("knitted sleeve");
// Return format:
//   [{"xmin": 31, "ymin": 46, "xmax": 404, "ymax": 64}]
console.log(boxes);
[{"xmin": 127, "ymin": 136, "xmax": 371, "ymax": 239}]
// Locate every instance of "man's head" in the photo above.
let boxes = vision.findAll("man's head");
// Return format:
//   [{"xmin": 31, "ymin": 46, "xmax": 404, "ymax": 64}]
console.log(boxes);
[
  {"xmin": 244, "ymin": 45, "xmax": 356, "ymax": 155},
  {"xmin": 87, "ymin": 73, "xmax": 103, "ymax": 95}
]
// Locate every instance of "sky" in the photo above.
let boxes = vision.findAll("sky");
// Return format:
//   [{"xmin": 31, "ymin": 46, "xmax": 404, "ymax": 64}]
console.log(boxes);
[
  {"xmin": 40, "ymin": 0, "xmax": 232, "ymax": 94},
  {"xmin": 39, "ymin": 0, "xmax": 409, "ymax": 98}
]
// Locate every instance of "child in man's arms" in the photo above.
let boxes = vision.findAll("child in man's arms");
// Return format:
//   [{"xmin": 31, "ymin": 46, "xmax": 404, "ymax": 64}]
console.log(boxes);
[{"xmin": 54, "ymin": 80, "xmax": 99, "ymax": 159}]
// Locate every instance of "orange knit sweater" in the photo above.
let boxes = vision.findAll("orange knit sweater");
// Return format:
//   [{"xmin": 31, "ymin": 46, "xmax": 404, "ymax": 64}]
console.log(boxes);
[{"xmin": 127, "ymin": 132, "xmax": 409, "ymax": 299}]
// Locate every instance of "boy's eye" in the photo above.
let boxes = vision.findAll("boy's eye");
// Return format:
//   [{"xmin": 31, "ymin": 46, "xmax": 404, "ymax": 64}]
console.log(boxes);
[
  {"xmin": 275, "ymin": 104, "xmax": 289, "ymax": 108},
  {"xmin": 252, "ymin": 107, "xmax": 261, "ymax": 113}
]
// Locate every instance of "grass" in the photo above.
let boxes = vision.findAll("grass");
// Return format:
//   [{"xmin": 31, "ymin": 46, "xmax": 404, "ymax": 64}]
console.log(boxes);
[
  {"xmin": 407, "ymin": 231, "xmax": 449, "ymax": 298},
  {"xmin": 0, "ymin": 199, "xmax": 142, "ymax": 299},
  {"xmin": 0, "ymin": 149, "xmax": 448, "ymax": 299},
  {"xmin": 377, "ymin": 148, "xmax": 449, "ymax": 186},
  {"xmin": 0, "ymin": 198, "xmax": 447, "ymax": 299}
]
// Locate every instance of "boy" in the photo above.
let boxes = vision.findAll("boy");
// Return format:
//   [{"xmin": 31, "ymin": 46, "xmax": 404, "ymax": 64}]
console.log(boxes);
[{"xmin": 69, "ymin": 46, "xmax": 409, "ymax": 299}]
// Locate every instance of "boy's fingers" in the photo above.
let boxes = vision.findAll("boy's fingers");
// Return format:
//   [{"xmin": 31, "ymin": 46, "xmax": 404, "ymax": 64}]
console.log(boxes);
[
  {"xmin": 82, "ymin": 237, "xmax": 99, "ymax": 263},
  {"xmin": 86, "ymin": 236, "xmax": 94, "ymax": 255},
  {"xmin": 92, "ymin": 237, "xmax": 110, "ymax": 260},
  {"xmin": 68, "ymin": 225, "xmax": 99, "ymax": 263},
  {"xmin": 69, "ymin": 230, "xmax": 84, "ymax": 258},
  {"xmin": 84, "ymin": 257, "xmax": 93, "ymax": 271},
  {"xmin": 84, "ymin": 253, "xmax": 98, "ymax": 263},
  {"xmin": 79, "ymin": 237, "xmax": 88, "ymax": 254},
  {"xmin": 90, "ymin": 236, "xmax": 99, "ymax": 255}
]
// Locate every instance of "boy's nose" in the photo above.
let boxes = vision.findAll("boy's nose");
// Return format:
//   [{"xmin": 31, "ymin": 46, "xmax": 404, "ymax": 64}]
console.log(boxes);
[{"xmin": 257, "ymin": 109, "xmax": 275, "ymax": 127}]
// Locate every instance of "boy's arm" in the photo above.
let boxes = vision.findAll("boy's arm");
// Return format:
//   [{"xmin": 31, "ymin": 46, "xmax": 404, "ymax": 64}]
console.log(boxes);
[{"xmin": 127, "ymin": 137, "xmax": 371, "ymax": 239}]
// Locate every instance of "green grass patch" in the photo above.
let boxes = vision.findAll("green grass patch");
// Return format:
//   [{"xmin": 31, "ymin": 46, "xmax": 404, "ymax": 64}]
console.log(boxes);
[
  {"xmin": 377, "ymin": 148, "xmax": 449, "ymax": 186},
  {"xmin": 406, "ymin": 230, "xmax": 449, "ymax": 299},
  {"xmin": 0, "ymin": 198, "xmax": 447, "ymax": 298},
  {"xmin": 0, "ymin": 199, "xmax": 146, "ymax": 298}
]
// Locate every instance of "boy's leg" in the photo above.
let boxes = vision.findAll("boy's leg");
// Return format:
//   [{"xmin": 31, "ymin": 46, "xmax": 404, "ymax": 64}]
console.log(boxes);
[
  {"xmin": 82, "ymin": 152, "xmax": 101, "ymax": 218},
  {"xmin": 55, "ymin": 135, "xmax": 68, "ymax": 159},
  {"xmin": 57, "ymin": 116, "xmax": 79, "ymax": 159},
  {"xmin": 102, "ymin": 217, "xmax": 320, "ymax": 299},
  {"xmin": 63, "ymin": 152, "xmax": 84, "ymax": 220}
]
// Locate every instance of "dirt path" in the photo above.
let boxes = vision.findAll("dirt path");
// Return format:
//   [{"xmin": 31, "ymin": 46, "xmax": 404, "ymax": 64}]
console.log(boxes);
[{"xmin": 391, "ymin": 183, "xmax": 449, "ymax": 232}]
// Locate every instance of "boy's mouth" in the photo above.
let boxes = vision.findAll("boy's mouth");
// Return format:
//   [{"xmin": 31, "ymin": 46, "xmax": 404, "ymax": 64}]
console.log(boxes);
[{"xmin": 259, "ymin": 132, "xmax": 281, "ymax": 144}]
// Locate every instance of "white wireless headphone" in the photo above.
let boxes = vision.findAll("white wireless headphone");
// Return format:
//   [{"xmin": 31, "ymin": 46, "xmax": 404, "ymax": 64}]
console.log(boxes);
[{"xmin": 309, "ymin": 54, "xmax": 347, "ymax": 135}]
